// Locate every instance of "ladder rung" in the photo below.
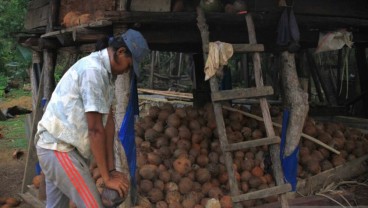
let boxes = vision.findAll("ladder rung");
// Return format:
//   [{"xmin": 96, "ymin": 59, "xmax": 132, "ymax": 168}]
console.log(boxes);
[
  {"xmin": 204, "ymin": 43, "xmax": 264, "ymax": 53},
  {"xmin": 232, "ymin": 184, "xmax": 292, "ymax": 202},
  {"xmin": 223, "ymin": 136, "xmax": 280, "ymax": 152},
  {"xmin": 211, "ymin": 86, "xmax": 273, "ymax": 102}
]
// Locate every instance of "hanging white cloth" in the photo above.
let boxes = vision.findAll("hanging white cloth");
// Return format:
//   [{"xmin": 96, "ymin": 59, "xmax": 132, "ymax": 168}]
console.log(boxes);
[{"xmin": 204, "ymin": 41, "xmax": 234, "ymax": 80}]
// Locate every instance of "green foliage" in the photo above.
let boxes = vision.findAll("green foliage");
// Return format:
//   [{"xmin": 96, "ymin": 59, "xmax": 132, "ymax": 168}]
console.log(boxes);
[
  {"xmin": 0, "ymin": 114, "xmax": 28, "ymax": 149},
  {"xmin": 0, "ymin": 0, "xmax": 30, "ymax": 78}
]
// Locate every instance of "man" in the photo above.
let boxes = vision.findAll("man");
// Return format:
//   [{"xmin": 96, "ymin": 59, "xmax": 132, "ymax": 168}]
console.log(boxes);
[{"xmin": 35, "ymin": 29, "xmax": 149, "ymax": 207}]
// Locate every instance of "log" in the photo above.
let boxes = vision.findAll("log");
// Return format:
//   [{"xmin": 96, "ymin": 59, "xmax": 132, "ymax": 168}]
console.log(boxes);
[
  {"xmin": 138, "ymin": 88, "xmax": 193, "ymax": 100},
  {"xmin": 280, "ymin": 51, "xmax": 309, "ymax": 156}
]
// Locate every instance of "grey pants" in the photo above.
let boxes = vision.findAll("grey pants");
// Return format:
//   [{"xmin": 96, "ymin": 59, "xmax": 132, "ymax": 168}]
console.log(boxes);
[{"xmin": 36, "ymin": 145, "xmax": 104, "ymax": 208}]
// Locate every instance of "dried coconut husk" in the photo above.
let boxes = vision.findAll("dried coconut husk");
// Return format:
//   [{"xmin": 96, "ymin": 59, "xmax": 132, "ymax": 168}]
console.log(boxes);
[
  {"xmin": 195, "ymin": 168, "xmax": 211, "ymax": 184},
  {"xmin": 148, "ymin": 106, "xmax": 161, "ymax": 119},
  {"xmin": 318, "ymin": 147, "xmax": 330, "ymax": 158},
  {"xmin": 166, "ymin": 191, "xmax": 182, "ymax": 205},
  {"xmin": 165, "ymin": 127, "xmax": 179, "ymax": 138},
  {"xmin": 310, "ymin": 150, "xmax": 324, "ymax": 162},
  {"xmin": 220, "ymin": 195, "xmax": 233, "ymax": 208},
  {"xmin": 240, "ymin": 170, "xmax": 252, "ymax": 182},
  {"xmin": 182, "ymin": 197, "xmax": 196, "ymax": 208},
  {"xmin": 135, "ymin": 125, "xmax": 145, "ymax": 137},
  {"xmin": 140, "ymin": 141, "xmax": 151, "ymax": 152},
  {"xmin": 252, "ymin": 129, "xmax": 263, "ymax": 139},
  {"xmin": 158, "ymin": 110, "xmax": 171, "ymax": 121},
  {"xmin": 196, "ymin": 154, "xmax": 209, "ymax": 167},
  {"xmin": 173, "ymin": 149, "xmax": 188, "ymax": 158},
  {"xmin": 147, "ymin": 152, "xmax": 162, "ymax": 165},
  {"xmin": 177, "ymin": 139, "xmax": 191, "ymax": 151},
  {"xmin": 320, "ymin": 160, "xmax": 334, "ymax": 171},
  {"xmin": 240, "ymin": 158, "xmax": 255, "ymax": 171},
  {"xmin": 208, "ymin": 187, "xmax": 223, "ymax": 199},
  {"xmin": 208, "ymin": 152, "xmax": 219, "ymax": 163},
  {"xmin": 332, "ymin": 155, "xmax": 346, "ymax": 167},
  {"xmin": 187, "ymin": 170, "xmax": 196, "ymax": 181},
  {"xmin": 153, "ymin": 121, "xmax": 165, "ymax": 133},
  {"xmin": 191, "ymin": 133, "xmax": 203, "ymax": 144},
  {"xmin": 186, "ymin": 107, "xmax": 199, "ymax": 119},
  {"xmin": 303, "ymin": 124, "xmax": 318, "ymax": 137},
  {"xmin": 201, "ymin": 126, "xmax": 212, "ymax": 139},
  {"xmin": 140, "ymin": 179, "xmax": 153, "ymax": 193},
  {"xmin": 344, "ymin": 140, "xmax": 356, "ymax": 153},
  {"xmin": 179, "ymin": 177, "xmax": 193, "ymax": 194},
  {"xmin": 251, "ymin": 166, "xmax": 264, "ymax": 177},
  {"xmin": 165, "ymin": 182, "xmax": 179, "ymax": 192},
  {"xmin": 154, "ymin": 180, "xmax": 165, "ymax": 191},
  {"xmin": 241, "ymin": 127, "xmax": 252, "ymax": 140},
  {"xmin": 248, "ymin": 176, "xmax": 262, "ymax": 188},
  {"xmin": 173, "ymin": 156, "xmax": 192, "ymax": 175},
  {"xmin": 179, "ymin": 128, "xmax": 192, "ymax": 140},
  {"xmin": 139, "ymin": 164, "xmax": 158, "ymax": 180},
  {"xmin": 148, "ymin": 188, "xmax": 164, "ymax": 203},
  {"xmin": 241, "ymin": 182, "xmax": 250, "ymax": 193},
  {"xmin": 144, "ymin": 128, "xmax": 160, "ymax": 142},
  {"xmin": 168, "ymin": 114, "xmax": 181, "ymax": 128},
  {"xmin": 158, "ymin": 146, "xmax": 171, "ymax": 159},
  {"xmin": 175, "ymin": 108, "xmax": 187, "ymax": 118},
  {"xmin": 32, "ymin": 175, "xmax": 41, "ymax": 189},
  {"xmin": 161, "ymin": 103, "xmax": 175, "ymax": 114},
  {"xmin": 189, "ymin": 120, "xmax": 201, "ymax": 131},
  {"xmin": 156, "ymin": 201, "xmax": 168, "ymax": 208},
  {"xmin": 5, "ymin": 198, "xmax": 20, "ymax": 207},
  {"xmin": 306, "ymin": 160, "xmax": 321, "ymax": 175},
  {"xmin": 206, "ymin": 163, "xmax": 220, "ymax": 177},
  {"xmin": 353, "ymin": 147, "xmax": 365, "ymax": 157}
]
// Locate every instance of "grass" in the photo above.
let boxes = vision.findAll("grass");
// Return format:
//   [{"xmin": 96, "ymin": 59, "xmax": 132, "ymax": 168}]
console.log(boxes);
[
  {"xmin": 0, "ymin": 78, "xmax": 31, "ymax": 151},
  {"xmin": 0, "ymin": 114, "xmax": 28, "ymax": 150}
]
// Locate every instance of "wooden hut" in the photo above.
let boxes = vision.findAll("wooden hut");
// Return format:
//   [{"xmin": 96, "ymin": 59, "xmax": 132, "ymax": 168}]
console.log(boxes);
[{"xmin": 19, "ymin": 0, "xmax": 368, "ymax": 207}]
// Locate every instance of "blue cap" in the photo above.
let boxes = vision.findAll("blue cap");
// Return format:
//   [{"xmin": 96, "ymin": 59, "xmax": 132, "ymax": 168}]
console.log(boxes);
[{"xmin": 121, "ymin": 29, "xmax": 150, "ymax": 77}]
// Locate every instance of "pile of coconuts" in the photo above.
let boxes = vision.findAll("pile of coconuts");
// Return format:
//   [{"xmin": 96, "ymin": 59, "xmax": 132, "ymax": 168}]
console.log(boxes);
[{"xmin": 133, "ymin": 102, "xmax": 368, "ymax": 207}]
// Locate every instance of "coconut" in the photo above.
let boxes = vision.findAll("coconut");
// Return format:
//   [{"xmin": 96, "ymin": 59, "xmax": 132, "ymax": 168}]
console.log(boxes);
[
  {"xmin": 139, "ymin": 164, "xmax": 158, "ymax": 180},
  {"xmin": 195, "ymin": 168, "xmax": 211, "ymax": 184},
  {"xmin": 148, "ymin": 188, "xmax": 164, "ymax": 203},
  {"xmin": 173, "ymin": 156, "xmax": 192, "ymax": 176},
  {"xmin": 178, "ymin": 177, "xmax": 193, "ymax": 194},
  {"xmin": 140, "ymin": 179, "xmax": 153, "ymax": 193},
  {"xmin": 144, "ymin": 128, "xmax": 160, "ymax": 142},
  {"xmin": 148, "ymin": 106, "xmax": 161, "ymax": 119},
  {"xmin": 168, "ymin": 114, "xmax": 181, "ymax": 128}
]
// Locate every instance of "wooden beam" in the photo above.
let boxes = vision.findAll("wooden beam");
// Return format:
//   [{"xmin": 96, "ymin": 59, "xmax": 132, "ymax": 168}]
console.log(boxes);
[
  {"xmin": 224, "ymin": 136, "xmax": 280, "ymax": 152},
  {"xmin": 211, "ymin": 86, "xmax": 274, "ymax": 102},
  {"xmin": 203, "ymin": 44, "xmax": 264, "ymax": 53},
  {"xmin": 232, "ymin": 184, "xmax": 291, "ymax": 202},
  {"xmin": 296, "ymin": 154, "xmax": 368, "ymax": 196}
]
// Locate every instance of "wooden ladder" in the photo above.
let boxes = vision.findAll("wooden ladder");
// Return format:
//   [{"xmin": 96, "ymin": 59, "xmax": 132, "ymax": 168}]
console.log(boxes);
[{"xmin": 196, "ymin": 8, "xmax": 291, "ymax": 208}]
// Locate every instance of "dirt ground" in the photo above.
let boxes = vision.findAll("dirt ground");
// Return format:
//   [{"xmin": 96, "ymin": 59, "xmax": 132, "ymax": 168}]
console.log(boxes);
[{"xmin": 0, "ymin": 96, "xmax": 32, "ymax": 208}]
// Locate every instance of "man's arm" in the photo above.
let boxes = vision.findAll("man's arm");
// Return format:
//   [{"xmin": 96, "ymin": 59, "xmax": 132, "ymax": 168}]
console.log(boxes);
[
  {"xmin": 86, "ymin": 112, "xmax": 128, "ymax": 197},
  {"xmin": 105, "ymin": 107, "xmax": 115, "ymax": 172}
]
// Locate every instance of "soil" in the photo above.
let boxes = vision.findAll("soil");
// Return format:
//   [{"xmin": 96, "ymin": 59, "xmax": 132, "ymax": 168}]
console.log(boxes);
[{"xmin": 0, "ymin": 96, "xmax": 32, "ymax": 208}]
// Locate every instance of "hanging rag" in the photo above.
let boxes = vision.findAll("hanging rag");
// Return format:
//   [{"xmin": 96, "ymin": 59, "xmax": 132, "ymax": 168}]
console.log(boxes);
[
  {"xmin": 315, "ymin": 29, "xmax": 353, "ymax": 53},
  {"xmin": 118, "ymin": 72, "xmax": 139, "ymax": 204},
  {"xmin": 204, "ymin": 41, "xmax": 233, "ymax": 81},
  {"xmin": 277, "ymin": 7, "xmax": 300, "ymax": 52},
  {"xmin": 280, "ymin": 108, "xmax": 298, "ymax": 191}
]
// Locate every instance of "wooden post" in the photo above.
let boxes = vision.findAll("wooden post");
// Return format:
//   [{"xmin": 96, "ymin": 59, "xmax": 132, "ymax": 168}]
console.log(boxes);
[
  {"xmin": 355, "ymin": 45, "xmax": 368, "ymax": 118},
  {"xmin": 30, "ymin": 52, "xmax": 42, "ymax": 112},
  {"xmin": 240, "ymin": 54, "xmax": 249, "ymax": 88},
  {"xmin": 43, "ymin": 49, "xmax": 56, "ymax": 100},
  {"xmin": 306, "ymin": 50, "xmax": 325, "ymax": 103},
  {"xmin": 149, "ymin": 51, "xmax": 155, "ymax": 89},
  {"xmin": 280, "ymin": 51, "xmax": 309, "ymax": 156}
]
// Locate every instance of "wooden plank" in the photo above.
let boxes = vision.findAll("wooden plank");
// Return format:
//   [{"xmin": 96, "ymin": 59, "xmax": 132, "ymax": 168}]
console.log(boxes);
[
  {"xmin": 27, "ymin": 0, "xmax": 49, "ymax": 9},
  {"xmin": 211, "ymin": 86, "xmax": 273, "ymax": 102},
  {"xmin": 19, "ymin": 192, "xmax": 45, "ymax": 208},
  {"xmin": 41, "ymin": 20, "xmax": 112, "ymax": 38},
  {"xmin": 254, "ymin": 192, "xmax": 355, "ymax": 208},
  {"xmin": 203, "ymin": 44, "xmax": 264, "ymax": 53},
  {"xmin": 232, "ymin": 184, "xmax": 292, "ymax": 202},
  {"xmin": 245, "ymin": 13, "xmax": 289, "ymax": 208},
  {"xmin": 24, "ymin": 4, "xmax": 49, "ymax": 30},
  {"xmin": 130, "ymin": 0, "xmax": 170, "ymax": 12},
  {"xmin": 296, "ymin": 154, "xmax": 368, "ymax": 196},
  {"xmin": 224, "ymin": 136, "xmax": 280, "ymax": 152},
  {"xmin": 138, "ymin": 88, "xmax": 193, "ymax": 99}
]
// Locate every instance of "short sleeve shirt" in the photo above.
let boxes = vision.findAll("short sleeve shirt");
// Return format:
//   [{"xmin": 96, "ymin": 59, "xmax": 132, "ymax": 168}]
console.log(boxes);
[{"xmin": 35, "ymin": 49, "xmax": 115, "ymax": 159}]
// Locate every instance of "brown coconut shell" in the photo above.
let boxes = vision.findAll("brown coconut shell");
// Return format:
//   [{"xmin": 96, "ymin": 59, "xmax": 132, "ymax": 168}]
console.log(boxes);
[
  {"xmin": 173, "ymin": 156, "xmax": 192, "ymax": 176},
  {"xmin": 139, "ymin": 164, "xmax": 158, "ymax": 180},
  {"xmin": 178, "ymin": 177, "xmax": 193, "ymax": 194}
]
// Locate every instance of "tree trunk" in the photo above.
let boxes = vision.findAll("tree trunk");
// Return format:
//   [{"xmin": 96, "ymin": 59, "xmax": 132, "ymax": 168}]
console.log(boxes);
[{"xmin": 281, "ymin": 51, "xmax": 309, "ymax": 156}]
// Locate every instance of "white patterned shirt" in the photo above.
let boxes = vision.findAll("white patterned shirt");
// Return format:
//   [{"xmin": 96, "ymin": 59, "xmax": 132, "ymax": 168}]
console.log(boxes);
[{"xmin": 36, "ymin": 49, "xmax": 115, "ymax": 159}]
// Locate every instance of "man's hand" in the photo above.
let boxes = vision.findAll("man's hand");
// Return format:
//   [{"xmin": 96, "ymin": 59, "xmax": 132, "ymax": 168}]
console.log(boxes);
[{"xmin": 103, "ymin": 171, "xmax": 129, "ymax": 198}]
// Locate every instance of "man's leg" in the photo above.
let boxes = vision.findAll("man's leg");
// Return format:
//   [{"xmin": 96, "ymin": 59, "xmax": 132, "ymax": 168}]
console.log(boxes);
[{"xmin": 37, "ymin": 146, "xmax": 103, "ymax": 208}]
